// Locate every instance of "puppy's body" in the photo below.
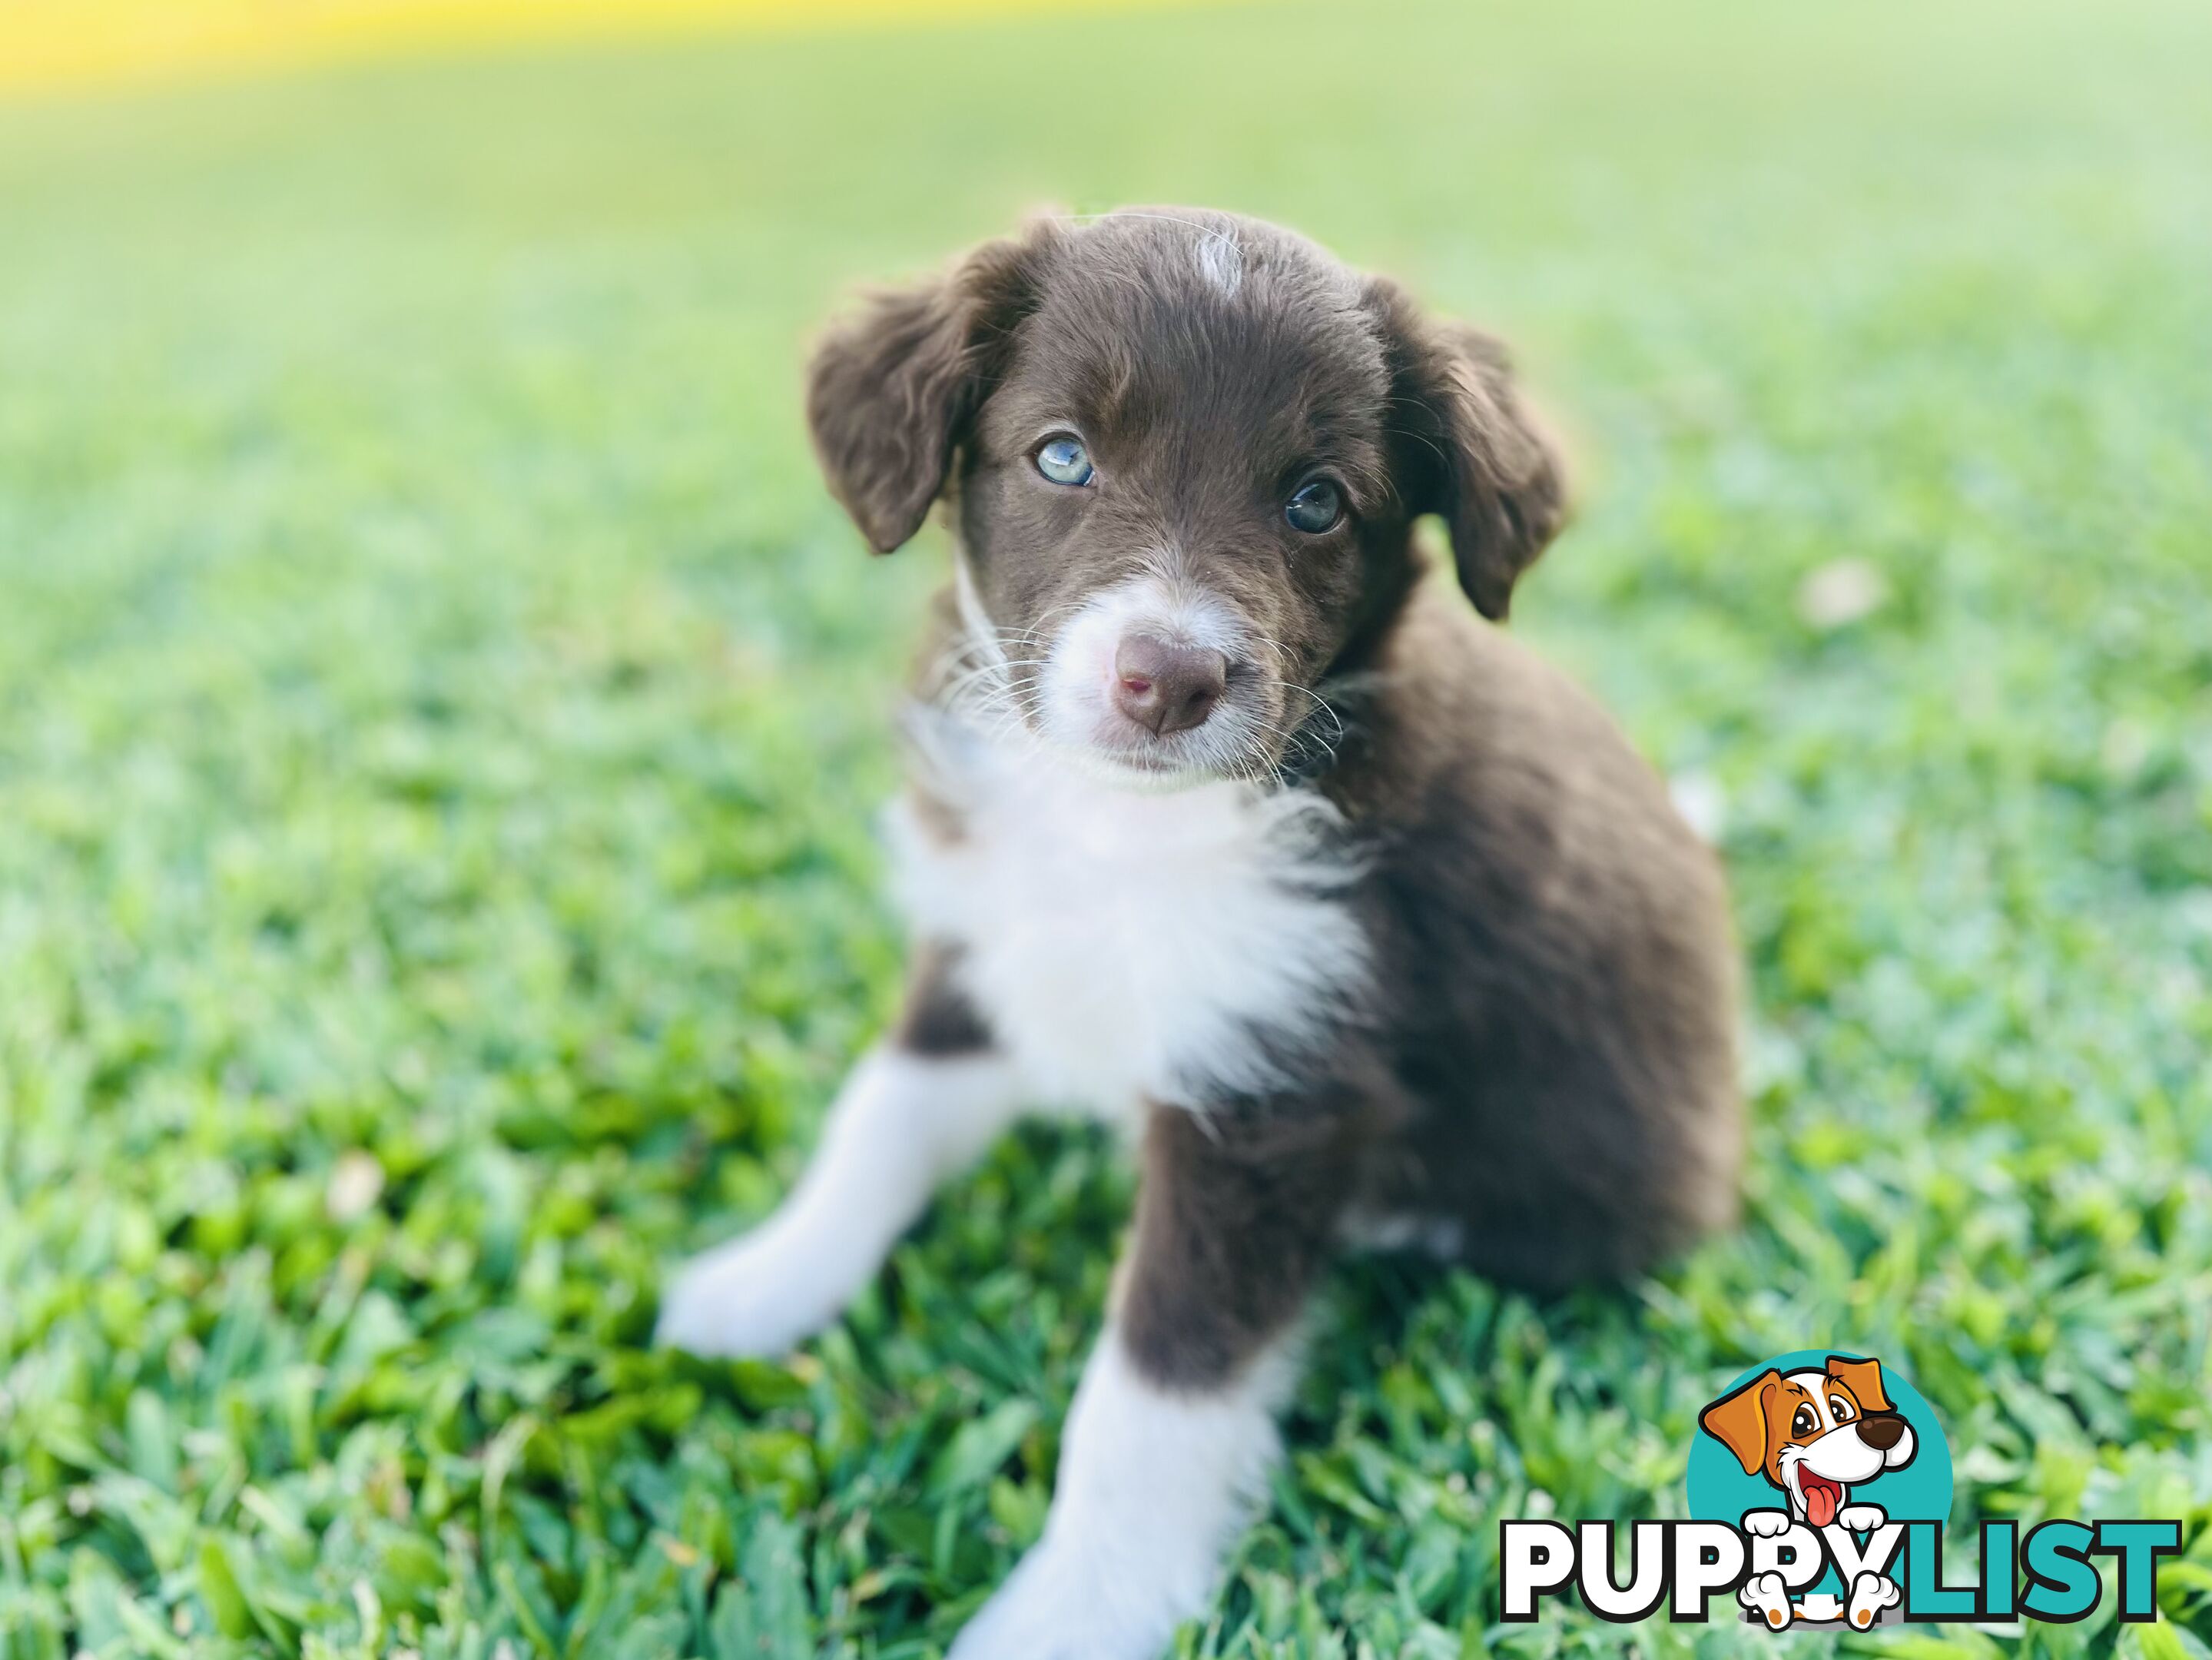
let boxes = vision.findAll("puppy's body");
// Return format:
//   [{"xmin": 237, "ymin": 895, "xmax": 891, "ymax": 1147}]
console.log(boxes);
[
  {"xmin": 660, "ymin": 211, "xmax": 1741, "ymax": 1657},
  {"xmin": 899, "ymin": 574, "xmax": 1736, "ymax": 1290},
  {"xmin": 1322, "ymin": 586, "xmax": 1738, "ymax": 1287}
]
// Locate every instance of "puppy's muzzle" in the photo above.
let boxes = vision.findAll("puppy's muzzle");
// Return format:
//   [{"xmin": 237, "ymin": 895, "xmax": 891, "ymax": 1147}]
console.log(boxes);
[{"xmin": 1113, "ymin": 633, "xmax": 1228, "ymax": 736}]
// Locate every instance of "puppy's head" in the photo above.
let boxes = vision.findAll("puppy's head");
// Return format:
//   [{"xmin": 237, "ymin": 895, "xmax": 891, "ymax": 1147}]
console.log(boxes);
[
  {"xmin": 806, "ymin": 208, "xmax": 1564, "ymax": 784},
  {"xmin": 1700, "ymin": 1356, "xmax": 1917, "ymax": 1528}
]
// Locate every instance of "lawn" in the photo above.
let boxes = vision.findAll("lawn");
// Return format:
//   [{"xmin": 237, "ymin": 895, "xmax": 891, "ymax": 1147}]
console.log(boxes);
[{"xmin": 3, "ymin": 0, "xmax": 2211, "ymax": 1655}]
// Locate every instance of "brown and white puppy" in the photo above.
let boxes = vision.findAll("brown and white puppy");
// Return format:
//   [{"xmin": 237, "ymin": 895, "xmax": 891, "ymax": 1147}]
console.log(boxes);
[
  {"xmin": 658, "ymin": 209, "xmax": 1742, "ymax": 1658},
  {"xmin": 1701, "ymin": 1356, "xmax": 1919, "ymax": 1532}
]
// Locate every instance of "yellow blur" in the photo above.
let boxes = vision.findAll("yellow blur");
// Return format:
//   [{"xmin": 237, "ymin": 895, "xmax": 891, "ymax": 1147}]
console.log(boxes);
[{"xmin": 0, "ymin": 0, "xmax": 1183, "ymax": 96}]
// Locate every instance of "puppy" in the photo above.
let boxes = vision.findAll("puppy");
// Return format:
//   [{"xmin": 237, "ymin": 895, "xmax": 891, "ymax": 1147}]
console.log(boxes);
[
  {"xmin": 1703, "ymin": 1356, "xmax": 1916, "ymax": 1631},
  {"xmin": 658, "ymin": 208, "xmax": 1741, "ymax": 1658},
  {"xmin": 1700, "ymin": 1356, "xmax": 1918, "ymax": 1531}
]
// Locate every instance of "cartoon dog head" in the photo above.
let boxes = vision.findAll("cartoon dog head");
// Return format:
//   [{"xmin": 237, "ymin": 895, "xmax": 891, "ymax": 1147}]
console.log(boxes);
[{"xmin": 1700, "ymin": 1355, "xmax": 1916, "ymax": 1529}]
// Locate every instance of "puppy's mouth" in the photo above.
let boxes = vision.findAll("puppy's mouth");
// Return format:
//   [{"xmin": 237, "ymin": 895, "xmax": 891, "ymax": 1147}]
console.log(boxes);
[{"xmin": 1796, "ymin": 1469, "xmax": 1846, "ymax": 1528}]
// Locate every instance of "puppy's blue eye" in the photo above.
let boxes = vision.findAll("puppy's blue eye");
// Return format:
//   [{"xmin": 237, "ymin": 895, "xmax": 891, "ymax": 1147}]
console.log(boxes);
[
  {"xmin": 1285, "ymin": 479, "xmax": 1343, "ymax": 534},
  {"xmin": 1035, "ymin": 436, "xmax": 1093, "ymax": 486}
]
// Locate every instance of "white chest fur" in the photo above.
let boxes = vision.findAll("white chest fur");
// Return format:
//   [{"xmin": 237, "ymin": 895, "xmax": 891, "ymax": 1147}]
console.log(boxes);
[{"xmin": 888, "ymin": 719, "xmax": 1369, "ymax": 1115}]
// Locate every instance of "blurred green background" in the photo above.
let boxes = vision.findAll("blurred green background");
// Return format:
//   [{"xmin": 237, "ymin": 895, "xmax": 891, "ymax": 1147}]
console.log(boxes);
[{"xmin": 3, "ymin": 0, "xmax": 2210, "ymax": 1654}]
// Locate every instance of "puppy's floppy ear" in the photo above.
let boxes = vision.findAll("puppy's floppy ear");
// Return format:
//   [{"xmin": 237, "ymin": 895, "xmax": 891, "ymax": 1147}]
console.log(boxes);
[
  {"xmin": 1701, "ymin": 1369, "xmax": 1784, "ymax": 1477},
  {"xmin": 1366, "ymin": 278, "xmax": 1566, "ymax": 621},
  {"xmin": 1825, "ymin": 1355, "xmax": 1895, "ymax": 1416},
  {"xmin": 806, "ymin": 224, "xmax": 1055, "ymax": 554}
]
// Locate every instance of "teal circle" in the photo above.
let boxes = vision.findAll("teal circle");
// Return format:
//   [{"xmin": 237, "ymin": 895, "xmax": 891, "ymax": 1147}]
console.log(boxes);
[{"xmin": 1687, "ymin": 1350, "xmax": 1953, "ymax": 1600}]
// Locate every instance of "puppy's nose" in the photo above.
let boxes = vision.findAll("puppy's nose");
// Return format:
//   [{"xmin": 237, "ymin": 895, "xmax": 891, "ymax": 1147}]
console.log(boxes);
[
  {"xmin": 1113, "ymin": 634, "xmax": 1228, "ymax": 736},
  {"xmin": 1859, "ymin": 1413, "xmax": 1906, "ymax": 1450}
]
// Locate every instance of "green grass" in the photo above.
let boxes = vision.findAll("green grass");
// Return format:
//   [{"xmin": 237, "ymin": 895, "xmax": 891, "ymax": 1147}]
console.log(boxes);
[{"xmin": 4, "ymin": 0, "xmax": 2212, "ymax": 1654}]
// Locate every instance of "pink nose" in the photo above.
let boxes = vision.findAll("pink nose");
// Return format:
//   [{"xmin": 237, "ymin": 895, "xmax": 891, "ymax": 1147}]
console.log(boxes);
[{"xmin": 1113, "ymin": 634, "xmax": 1228, "ymax": 736}]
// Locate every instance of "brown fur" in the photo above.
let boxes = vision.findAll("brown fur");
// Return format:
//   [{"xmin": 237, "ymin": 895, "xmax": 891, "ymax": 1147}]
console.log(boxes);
[
  {"xmin": 893, "ymin": 944, "xmax": 995, "ymax": 1057},
  {"xmin": 1122, "ymin": 1094, "xmax": 1372, "ymax": 1388},
  {"xmin": 1323, "ymin": 589, "xmax": 1740, "ymax": 1289},
  {"xmin": 808, "ymin": 209, "xmax": 1739, "ymax": 1392}
]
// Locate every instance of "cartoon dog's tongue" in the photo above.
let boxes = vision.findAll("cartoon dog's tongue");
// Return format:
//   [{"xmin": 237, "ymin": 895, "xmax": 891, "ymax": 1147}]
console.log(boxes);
[{"xmin": 1802, "ymin": 1473, "xmax": 1842, "ymax": 1528}]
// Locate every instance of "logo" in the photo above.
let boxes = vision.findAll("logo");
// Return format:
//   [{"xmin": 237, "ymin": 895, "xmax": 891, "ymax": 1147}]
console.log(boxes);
[
  {"xmin": 1501, "ymin": 1349, "xmax": 2182, "ymax": 1629},
  {"xmin": 1690, "ymin": 1351, "xmax": 1948, "ymax": 1627}
]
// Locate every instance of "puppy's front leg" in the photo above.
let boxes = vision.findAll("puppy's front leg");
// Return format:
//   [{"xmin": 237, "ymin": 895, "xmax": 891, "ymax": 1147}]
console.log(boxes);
[
  {"xmin": 951, "ymin": 1099, "xmax": 1358, "ymax": 1660},
  {"xmin": 657, "ymin": 949, "xmax": 1020, "ymax": 1357}
]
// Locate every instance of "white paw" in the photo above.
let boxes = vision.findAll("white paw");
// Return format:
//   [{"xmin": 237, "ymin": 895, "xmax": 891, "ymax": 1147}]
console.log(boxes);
[
  {"xmin": 654, "ymin": 1226, "xmax": 844, "ymax": 1359},
  {"xmin": 1848, "ymin": 1571, "xmax": 1902, "ymax": 1629},
  {"xmin": 1742, "ymin": 1508, "xmax": 1792, "ymax": 1539},
  {"xmin": 948, "ymin": 1537, "xmax": 1199, "ymax": 1660},
  {"xmin": 1837, "ymin": 1503, "xmax": 1888, "ymax": 1532},
  {"xmin": 1738, "ymin": 1570, "xmax": 1792, "ymax": 1630}
]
